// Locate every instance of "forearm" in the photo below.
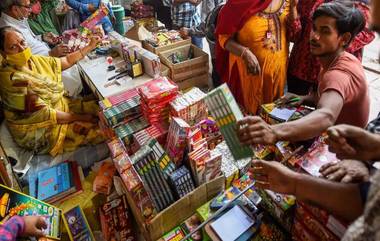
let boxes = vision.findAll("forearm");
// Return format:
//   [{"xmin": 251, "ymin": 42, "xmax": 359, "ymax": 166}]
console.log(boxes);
[
  {"xmin": 60, "ymin": 44, "xmax": 93, "ymax": 70},
  {"xmin": 273, "ymin": 109, "xmax": 336, "ymax": 142},
  {"xmin": 56, "ymin": 111, "xmax": 77, "ymax": 124},
  {"xmin": 294, "ymin": 173, "xmax": 363, "ymax": 222},
  {"xmin": 302, "ymin": 91, "xmax": 318, "ymax": 106},
  {"xmin": 225, "ymin": 37, "xmax": 248, "ymax": 58}
]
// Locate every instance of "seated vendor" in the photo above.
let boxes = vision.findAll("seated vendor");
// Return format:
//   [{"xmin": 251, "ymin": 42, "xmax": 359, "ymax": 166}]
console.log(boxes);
[
  {"xmin": 65, "ymin": 0, "xmax": 115, "ymax": 33},
  {"xmin": 0, "ymin": 26, "xmax": 105, "ymax": 156},
  {"xmin": 237, "ymin": 1, "xmax": 369, "ymax": 145}
]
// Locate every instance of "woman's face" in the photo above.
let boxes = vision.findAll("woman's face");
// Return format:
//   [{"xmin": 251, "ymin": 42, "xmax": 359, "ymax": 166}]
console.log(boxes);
[{"xmin": 2, "ymin": 31, "xmax": 28, "ymax": 56}]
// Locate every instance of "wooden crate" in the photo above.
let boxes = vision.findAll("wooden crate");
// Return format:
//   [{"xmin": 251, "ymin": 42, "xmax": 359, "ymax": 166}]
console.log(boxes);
[
  {"xmin": 159, "ymin": 44, "xmax": 209, "ymax": 83},
  {"xmin": 160, "ymin": 63, "xmax": 169, "ymax": 77},
  {"xmin": 142, "ymin": 38, "xmax": 191, "ymax": 54},
  {"xmin": 126, "ymin": 176, "xmax": 225, "ymax": 241},
  {"xmin": 176, "ymin": 73, "xmax": 209, "ymax": 90}
]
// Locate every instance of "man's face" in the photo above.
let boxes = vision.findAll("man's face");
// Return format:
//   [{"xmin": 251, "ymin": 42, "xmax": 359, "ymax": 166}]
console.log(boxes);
[
  {"xmin": 11, "ymin": 0, "xmax": 32, "ymax": 20},
  {"xmin": 310, "ymin": 16, "xmax": 346, "ymax": 57}
]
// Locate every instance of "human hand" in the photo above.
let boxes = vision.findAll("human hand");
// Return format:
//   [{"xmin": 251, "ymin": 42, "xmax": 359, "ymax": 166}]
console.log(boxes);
[
  {"xmin": 42, "ymin": 32, "xmax": 59, "ymax": 45},
  {"xmin": 236, "ymin": 116, "xmax": 277, "ymax": 145},
  {"xmin": 111, "ymin": 15, "xmax": 116, "ymax": 25},
  {"xmin": 21, "ymin": 216, "xmax": 47, "ymax": 238},
  {"xmin": 275, "ymin": 92, "xmax": 304, "ymax": 107},
  {"xmin": 251, "ymin": 159, "xmax": 298, "ymax": 195},
  {"xmin": 88, "ymin": 3, "xmax": 96, "ymax": 13},
  {"xmin": 179, "ymin": 27, "xmax": 190, "ymax": 38},
  {"xmin": 49, "ymin": 44, "xmax": 70, "ymax": 57},
  {"xmin": 75, "ymin": 114, "xmax": 98, "ymax": 123},
  {"xmin": 88, "ymin": 36, "xmax": 102, "ymax": 50},
  {"xmin": 319, "ymin": 159, "xmax": 370, "ymax": 183},
  {"xmin": 327, "ymin": 124, "xmax": 380, "ymax": 161},
  {"xmin": 242, "ymin": 49, "xmax": 261, "ymax": 75}
]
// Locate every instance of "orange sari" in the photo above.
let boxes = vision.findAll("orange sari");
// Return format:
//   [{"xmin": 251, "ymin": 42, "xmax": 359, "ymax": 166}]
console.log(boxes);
[{"xmin": 219, "ymin": 0, "xmax": 290, "ymax": 114}]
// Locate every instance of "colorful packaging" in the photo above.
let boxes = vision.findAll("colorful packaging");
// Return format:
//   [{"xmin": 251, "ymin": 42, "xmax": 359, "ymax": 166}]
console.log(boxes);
[
  {"xmin": 170, "ymin": 87, "xmax": 208, "ymax": 126},
  {"xmin": 161, "ymin": 226, "xmax": 186, "ymax": 241},
  {"xmin": 93, "ymin": 161, "xmax": 116, "ymax": 195},
  {"xmin": 166, "ymin": 117, "xmax": 191, "ymax": 166},
  {"xmin": 138, "ymin": 77, "xmax": 178, "ymax": 125},
  {"xmin": 107, "ymin": 138, "xmax": 125, "ymax": 158},
  {"xmin": 169, "ymin": 166, "xmax": 195, "ymax": 199},
  {"xmin": 298, "ymin": 143, "xmax": 339, "ymax": 177},
  {"xmin": 99, "ymin": 195, "xmax": 135, "ymax": 241},
  {"xmin": 205, "ymin": 84, "xmax": 253, "ymax": 160},
  {"xmin": 295, "ymin": 204, "xmax": 340, "ymax": 241},
  {"xmin": 63, "ymin": 205, "xmax": 94, "ymax": 241},
  {"xmin": 80, "ymin": 4, "xmax": 110, "ymax": 30},
  {"xmin": 0, "ymin": 185, "xmax": 61, "ymax": 239}
]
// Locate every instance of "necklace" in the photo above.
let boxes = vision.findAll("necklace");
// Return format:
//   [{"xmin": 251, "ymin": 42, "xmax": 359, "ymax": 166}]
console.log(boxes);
[{"xmin": 259, "ymin": 0, "xmax": 287, "ymax": 52}]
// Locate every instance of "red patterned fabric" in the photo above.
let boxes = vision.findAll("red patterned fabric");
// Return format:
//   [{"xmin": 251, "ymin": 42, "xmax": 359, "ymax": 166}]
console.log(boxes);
[
  {"xmin": 287, "ymin": 0, "xmax": 375, "ymax": 84},
  {"xmin": 0, "ymin": 216, "xmax": 25, "ymax": 241}
]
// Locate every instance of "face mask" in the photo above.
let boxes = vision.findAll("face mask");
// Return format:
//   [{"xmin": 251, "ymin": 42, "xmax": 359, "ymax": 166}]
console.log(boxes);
[
  {"xmin": 6, "ymin": 47, "xmax": 32, "ymax": 66},
  {"xmin": 31, "ymin": 1, "xmax": 41, "ymax": 15}
]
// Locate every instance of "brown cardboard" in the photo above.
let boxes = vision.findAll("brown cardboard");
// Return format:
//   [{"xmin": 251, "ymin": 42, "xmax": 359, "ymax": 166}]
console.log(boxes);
[
  {"xmin": 127, "ymin": 176, "xmax": 225, "ymax": 241},
  {"xmin": 125, "ymin": 24, "xmax": 153, "ymax": 42},
  {"xmin": 142, "ymin": 38, "xmax": 191, "ymax": 54},
  {"xmin": 159, "ymin": 44, "xmax": 209, "ymax": 83},
  {"xmin": 176, "ymin": 73, "xmax": 209, "ymax": 91},
  {"xmin": 161, "ymin": 63, "xmax": 169, "ymax": 77}
]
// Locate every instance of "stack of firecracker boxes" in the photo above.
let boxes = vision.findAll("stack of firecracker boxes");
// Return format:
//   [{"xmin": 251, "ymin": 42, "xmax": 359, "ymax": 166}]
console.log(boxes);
[{"xmin": 98, "ymin": 80, "xmax": 348, "ymax": 240}]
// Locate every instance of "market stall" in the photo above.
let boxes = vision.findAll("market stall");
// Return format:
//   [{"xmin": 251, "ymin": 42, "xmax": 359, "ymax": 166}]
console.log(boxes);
[{"xmin": 0, "ymin": 1, "xmax": 349, "ymax": 241}]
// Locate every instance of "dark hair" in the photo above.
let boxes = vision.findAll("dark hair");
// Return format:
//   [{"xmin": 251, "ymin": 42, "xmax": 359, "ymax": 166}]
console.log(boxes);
[
  {"xmin": 312, "ymin": 1, "xmax": 365, "ymax": 46},
  {"xmin": 0, "ymin": 26, "xmax": 21, "ymax": 51}
]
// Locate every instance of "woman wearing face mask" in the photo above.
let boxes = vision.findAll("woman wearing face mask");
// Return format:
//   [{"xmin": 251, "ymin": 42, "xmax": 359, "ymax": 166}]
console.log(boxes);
[{"xmin": 0, "ymin": 26, "xmax": 105, "ymax": 156}]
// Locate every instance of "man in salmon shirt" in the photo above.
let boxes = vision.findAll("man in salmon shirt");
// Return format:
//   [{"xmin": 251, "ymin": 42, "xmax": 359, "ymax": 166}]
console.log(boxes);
[{"xmin": 237, "ymin": 1, "xmax": 370, "ymax": 146}]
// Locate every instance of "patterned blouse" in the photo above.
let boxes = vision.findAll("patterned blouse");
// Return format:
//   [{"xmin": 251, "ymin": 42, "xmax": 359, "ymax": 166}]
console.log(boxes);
[{"xmin": 286, "ymin": 0, "xmax": 375, "ymax": 83}]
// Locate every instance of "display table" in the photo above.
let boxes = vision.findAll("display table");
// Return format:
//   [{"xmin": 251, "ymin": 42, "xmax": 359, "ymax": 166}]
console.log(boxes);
[{"xmin": 78, "ymin": 55, "xmax": 153, "ymax": 99}]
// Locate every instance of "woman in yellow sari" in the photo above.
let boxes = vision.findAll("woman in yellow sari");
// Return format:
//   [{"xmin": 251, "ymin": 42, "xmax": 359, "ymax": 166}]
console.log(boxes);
[
  {"xmin": 0, "ymin": 26, "xmax": 105, "ymax": 156},
  {"xmin": 215, "ymin": 0, "xmax": 297, "ymax": 114}
]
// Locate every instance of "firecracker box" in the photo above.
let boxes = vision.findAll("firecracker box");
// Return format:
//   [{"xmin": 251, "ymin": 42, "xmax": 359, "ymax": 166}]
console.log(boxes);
[
  {"xmin": 256, "ymin": 189, "xmax": 296, "ymax": 232},
  {"xmin": 259, "ymin": 103, "xmax": 314, "ymax": 125},
  {"xmin": 99, "ymin": 195, "xmax": 135, "ymax": 241},
  {"xmin": 297, "ymin": 202, "xmax": 347, "ymax": 239},
  {"xmin": 128, "ymin": 176, "xmax": 225, "ymax": 241},
  {"xmin": 142, "ymin": 37, "xmax": 191, "ymax": 55},
  {"xmin": 159, "ymin": 44, "xmax": 209, "ymax": 89},
  {"xmin": 294, "ymin": 203, "xmax": 340, "ymax": 241}
]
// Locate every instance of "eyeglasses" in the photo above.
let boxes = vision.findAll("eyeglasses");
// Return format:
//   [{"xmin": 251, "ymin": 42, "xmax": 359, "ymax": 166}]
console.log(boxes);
[{"xmin": 15, "ymin": 4, "xmax": 32, "ymax": 9}]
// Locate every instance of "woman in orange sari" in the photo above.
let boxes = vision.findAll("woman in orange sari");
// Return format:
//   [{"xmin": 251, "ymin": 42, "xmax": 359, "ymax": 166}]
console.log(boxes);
[{"xmin": 216, "ymin": 0, "xmax": 297, "ymax": 114}]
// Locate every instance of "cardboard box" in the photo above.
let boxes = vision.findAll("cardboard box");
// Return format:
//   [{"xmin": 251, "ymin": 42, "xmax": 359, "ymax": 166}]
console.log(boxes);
[
  {"xmin": 159, "ymin": 44, "xmax": 209, "ymax": 83},
  {"xmin": 176, "ymin": 73, "xmax": 209, "ymax": 90},
  {"xmin": 142, "ymin": 38, "xmax": 191, "ymax": 54},
  {"xmin": 127, "ymin": 176, "xmax": 225, "ymax": 241},
  {"xmin": 161, "ymin": 63, "xmax": 169, "ymax": 77}
]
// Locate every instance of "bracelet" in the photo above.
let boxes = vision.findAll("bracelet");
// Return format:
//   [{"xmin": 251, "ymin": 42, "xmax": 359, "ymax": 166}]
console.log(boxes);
[{"xmin": 240, "ymin": 47, "xmax": 248, "ymax": 58}]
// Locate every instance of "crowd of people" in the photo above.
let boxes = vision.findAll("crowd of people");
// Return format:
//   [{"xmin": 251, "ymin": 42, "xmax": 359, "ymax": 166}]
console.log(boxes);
[{"xmin": 0, "ymin": 0, "xmax": 378, "ymax": 240}]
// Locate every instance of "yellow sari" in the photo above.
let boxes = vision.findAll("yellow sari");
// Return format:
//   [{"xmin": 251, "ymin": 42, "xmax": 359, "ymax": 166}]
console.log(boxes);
[
  {"xmin": 0, "ymin": 55, "xmax": 104, "ymax": 156},
  {"xmin": 219, "ymin": 0, "xmax": 289, "ymax": 114}
]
